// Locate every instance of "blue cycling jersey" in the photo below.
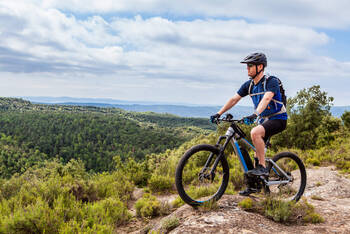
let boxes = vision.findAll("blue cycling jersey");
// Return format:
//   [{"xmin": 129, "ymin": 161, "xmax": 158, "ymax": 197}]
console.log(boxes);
[{"xmin": 237, "ymin": 76, "xmax": 288, "ymax": 120}]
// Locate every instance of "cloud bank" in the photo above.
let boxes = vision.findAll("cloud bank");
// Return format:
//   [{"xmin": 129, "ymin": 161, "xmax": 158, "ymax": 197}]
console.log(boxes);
[{"xmin": 0, "ymin": 1, "xmax": 350, "ymax": 105}]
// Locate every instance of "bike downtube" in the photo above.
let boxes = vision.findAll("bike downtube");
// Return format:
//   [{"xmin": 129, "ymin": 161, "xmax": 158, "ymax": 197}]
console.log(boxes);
[
  {"xmin": 240, "ymin": 138, "xmax": 256, "ymax": 151},
  {"xmin": 231, "ymin": 139, "xmax": 249, "ymax": 172}
]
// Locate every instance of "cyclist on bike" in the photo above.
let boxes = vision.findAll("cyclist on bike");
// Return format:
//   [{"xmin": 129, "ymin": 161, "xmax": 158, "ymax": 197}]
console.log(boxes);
[{"xmin": 210, "ymin": 52, "xmax": 287, "ymax": 196}]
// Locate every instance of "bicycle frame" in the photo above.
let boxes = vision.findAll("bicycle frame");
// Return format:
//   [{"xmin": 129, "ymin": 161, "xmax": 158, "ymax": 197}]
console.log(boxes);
[{"xmin": 205, "ymin": 121, "xmax": 292, "ymax": 186}]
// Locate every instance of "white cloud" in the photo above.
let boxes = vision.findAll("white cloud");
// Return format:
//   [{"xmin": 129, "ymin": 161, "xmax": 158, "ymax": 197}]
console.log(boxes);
[
  {"xmin": 0, "ymin": 1, "xmax": 350, "ymax": 106},
  {"xmin": 29, "ymin": 0, "xmax": 350, "ymax": 29}
]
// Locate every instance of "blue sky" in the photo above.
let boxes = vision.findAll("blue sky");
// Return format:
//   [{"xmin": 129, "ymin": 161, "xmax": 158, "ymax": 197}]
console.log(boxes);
[{"xmin": 1, "ymin": 0, "xmax": 350, "ymax": 106}]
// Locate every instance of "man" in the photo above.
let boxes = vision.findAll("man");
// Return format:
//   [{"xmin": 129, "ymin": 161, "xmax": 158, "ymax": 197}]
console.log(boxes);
[{"xmin": 210, "ymin": 52, "xmax": 287, "ymax": 196}]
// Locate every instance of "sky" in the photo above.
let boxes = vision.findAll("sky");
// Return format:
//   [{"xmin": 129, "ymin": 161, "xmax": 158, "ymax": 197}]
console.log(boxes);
[{"xmin": 1, "ymin": 0, "xmax": 350, "ymax": 106}]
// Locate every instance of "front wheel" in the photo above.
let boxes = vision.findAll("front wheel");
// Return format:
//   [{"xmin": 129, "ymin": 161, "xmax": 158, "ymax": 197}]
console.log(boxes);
[
  {"xmin": 175, "ymin": 144, "xmax": 229, "ymax": 207},
  {"xmin": 266, "ymin": 152, "xmax": 307, "ymax": 202}
]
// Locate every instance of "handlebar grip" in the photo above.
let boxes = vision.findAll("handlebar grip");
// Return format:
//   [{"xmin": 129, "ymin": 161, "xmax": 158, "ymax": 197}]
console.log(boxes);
[{"xmin": 225, "ymin": 113, "xmax": 233, "ymax": 120}]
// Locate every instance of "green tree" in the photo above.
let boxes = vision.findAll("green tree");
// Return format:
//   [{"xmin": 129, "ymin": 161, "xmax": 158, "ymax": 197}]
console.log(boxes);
[
  {"xmin": 341, "ymin": 111, "xmax": 350, "ymax": 128},
  {"xmin": 275, "ymin": 85, "xmax": 334, "ymax": 149}
]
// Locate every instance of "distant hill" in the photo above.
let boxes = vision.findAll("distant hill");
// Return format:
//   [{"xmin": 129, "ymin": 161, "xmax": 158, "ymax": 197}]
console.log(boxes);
[
  {"xmin": 37, "ymin": 102, "xmax": 350, "ymax": 119},
  {"xmin": 47, "ymin": 102, "xmax": 253, "ymax": 118},
  {"xmin": 21, "ymin": 96, "xmax": 350, "ymax": 118},
  {"xmin": 21, "ymin": 96, "xmax": 253, "ymax": 118}
]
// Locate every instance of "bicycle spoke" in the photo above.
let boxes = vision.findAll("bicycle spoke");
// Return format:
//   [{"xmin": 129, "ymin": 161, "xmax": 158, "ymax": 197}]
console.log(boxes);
[
  {"xmin": 267, "ymin": 155, "xmax": 304, "ymax": 201},
  {"xmin": 178, "ymin": 147, "xmax": 228, "ymax": 204}
]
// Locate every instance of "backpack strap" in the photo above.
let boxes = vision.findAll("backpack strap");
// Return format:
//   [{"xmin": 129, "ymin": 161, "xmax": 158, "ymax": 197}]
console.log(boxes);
[
  {"xmin": 248, "ymin": 77, "xmax": 266, "ymax": 97},
  {"xmin": 248, "ymin": 80, "xmax": 253, "ymax": 96},
  {"xmin": 262, "ymin": 75, "xmax": 287, "ymax": 119},
  {"xmin": 248, "ymin": 76, "xmax": 287, "ymax": 118},
  {"xmin": 248, "ymin": 75, "xmax": 287, "ymax": 120}
]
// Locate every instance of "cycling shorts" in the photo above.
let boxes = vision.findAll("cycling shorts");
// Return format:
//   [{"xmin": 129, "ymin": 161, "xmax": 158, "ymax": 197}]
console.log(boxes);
[{"xmin": 261, "ymin": 119, "xmax": 287, "ymax": 141}]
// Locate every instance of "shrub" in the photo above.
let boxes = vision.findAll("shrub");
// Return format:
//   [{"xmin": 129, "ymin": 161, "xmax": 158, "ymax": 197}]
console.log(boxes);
[
  {"xmin": 341, "ymin": 111, "xmax": 350, "ymax": 128},
  {"xmin": 87, "ymin": 197, "xmax": 131, "ymax": 226},
  {"xmin": 148, "ymin": 174, "xmax": 173, "ymax": 193},
  {"xmin": 229, "ymin": 159, "xmax": 245, "ymax": 190},
  {"xmin": 306, "ymin": 157, "xmax": 321, "ymax": 166},
  {"xmin": 292, "ymin": 198, "xmax": 324, "ymax": 224},
  {"xmin": 238, "ymin": 198, "xmax": 253, "ymax": 210},
  {"xmin": 0, "ymin": 159, "xmax": 135, "ymax": 233},
  {"xmin": 262, "ymin": 198, "xmax": 293, "ymax": 222},
  {"xmin": 59, "ymin": 220, "xmax": 113, "ymax": 234},
  {"xmin": 303, "ymin": 212, "xmax": 325, "ymax": 223},
  {"xmin": 186, "ymin": 184, "xmax": 220, "ymax": 201},
  {"xmin": 91, "ymin": 171, "xmax": 134, "ymax": 202},
  {"xmin": 240, "ymin": 197, "xmax": 324, "ymax": 224},
  {"xmin": 161, "ymin": 216, "xmax": 180, "ymax": 232},
  {"xmin": 135, "ymin": 193, "xmax": 161, "ymax": 218},
  {"xmin": 171, "ymin": 196, "xmax": 185, "ymax": 208},
  {"xmin": 0, "ymin": 197, "xmax": 62, "ymax": 234}
]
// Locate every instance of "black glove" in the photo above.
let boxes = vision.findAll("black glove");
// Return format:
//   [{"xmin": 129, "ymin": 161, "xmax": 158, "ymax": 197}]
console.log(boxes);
[
  {"xmin": 210, "ymin": 113, "xmax": 221, "ymax": 123},
  {"xmin": 243, "ymin": 113, "xmax": 257, "ymax": 125}
]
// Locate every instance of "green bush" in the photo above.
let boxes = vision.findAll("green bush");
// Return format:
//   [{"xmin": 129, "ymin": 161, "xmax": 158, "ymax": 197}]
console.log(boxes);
[
  {"xmin": 148, "ymin": 174, "xmax": 173, "ymax": 193},
  {"xmin": 91, "ymin": 171, "xmax": 134, "ymax": 202},
  {"xmin": 238, "ymin": 197, "xmax": 324, "ymax": 224},
  {"xmin": 263, "ymin": 198, "xmax": 293, "ymax": 222},
  {"xmin": 238, "ymin": 198, "xmax": 253, "ymax": 210},
  {"xmin": 171, "ymin": 196, "xmax": 185, "ymax": 208},
  {"xmin": 229, "ymin": 159, "xmax": 245, "ymax": 190},
  {"xmin": 306, "ymin": 157, "xmax": 321, "ymax": 166},
  {"xmin": 161, "ymin": 216, "xmax": 180, "ymax": 232},
  {"xmin": 341, "ymin": 111, "xmax": 350, "ymax": 128},
  {"xmin": 59, "ymin": 220, "xmax": 113, "ymax": 234},
  {"xmin": 292, "ymin": 198, "xmax": 324, "ymax": 223},
  {"xmin": 135, "ymin": 193, "xmax": 161, "ymax": 218},
  {"xmin": 0, "ymin": 197, "xmax": 62, "ymax": 234},
  {"xmin": 0, "ymin": 159, "xmax": 134, "ymax": 233},
  {"xmin": 87, "ymin": 197, "xmax": 131, "ymax": 226},
  {"xmin": 303, "ymin": 212, "xmax": 325, "ymax": 223}
]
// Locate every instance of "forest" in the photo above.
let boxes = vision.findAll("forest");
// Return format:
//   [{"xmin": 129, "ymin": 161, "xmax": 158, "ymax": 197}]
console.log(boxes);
[
  {"xmin": 0, "ymin": 97, "xmax": 212, "ymax": 178},
  {"xmin": 0, "ymin": 86, "xmax": 350, "ymax": 233}
]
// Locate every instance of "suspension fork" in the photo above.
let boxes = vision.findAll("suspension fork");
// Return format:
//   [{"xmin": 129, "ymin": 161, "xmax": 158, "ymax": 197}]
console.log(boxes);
[{"xmin": 202, "ymin": 136, "xmax": 232, "ymax": 179}]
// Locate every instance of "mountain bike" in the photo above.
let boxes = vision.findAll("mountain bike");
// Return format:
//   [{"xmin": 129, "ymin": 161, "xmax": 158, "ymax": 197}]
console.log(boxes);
[{"xmin": 175, "ymin": 114, "xmax": 306, "ymax": 207}]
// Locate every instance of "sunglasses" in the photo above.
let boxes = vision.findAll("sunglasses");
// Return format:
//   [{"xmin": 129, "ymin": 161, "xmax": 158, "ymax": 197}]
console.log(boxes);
[{"xmin": 247, "ymin": 64, "xmax": 254, "ymax": 68}]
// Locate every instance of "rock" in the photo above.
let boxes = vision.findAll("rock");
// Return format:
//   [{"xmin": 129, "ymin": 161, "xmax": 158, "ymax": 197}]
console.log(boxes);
[{"xmin": 119, "ymin": 167, "xmax": 350, "ymax": 233}]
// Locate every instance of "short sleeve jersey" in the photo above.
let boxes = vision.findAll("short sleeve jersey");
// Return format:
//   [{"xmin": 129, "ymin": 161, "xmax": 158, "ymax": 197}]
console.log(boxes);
[{"xmin": 237, "ymin": 76, "xmax": 287, "ymax": 120}]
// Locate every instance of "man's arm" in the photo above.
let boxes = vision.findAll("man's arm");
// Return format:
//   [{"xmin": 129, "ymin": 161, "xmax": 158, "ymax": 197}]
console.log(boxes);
[
  {"xmin": 255, "ymin": 91, "xmax": 274, "ymax": 115},
  {"xmin": 217, "ymin": 94, "xmax": 242, "ymax": 115}
]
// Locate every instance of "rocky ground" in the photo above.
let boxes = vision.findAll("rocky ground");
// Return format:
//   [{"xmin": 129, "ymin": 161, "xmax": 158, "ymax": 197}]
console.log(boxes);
[{"xmin": 119, "ymin": 166, "xmax": 350, "ymax": 234}]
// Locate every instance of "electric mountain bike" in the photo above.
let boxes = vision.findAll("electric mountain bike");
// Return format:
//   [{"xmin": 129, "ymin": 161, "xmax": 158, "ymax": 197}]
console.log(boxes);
[{"xmin": 175, "ymin": 114, "xmax": 306, "ymax": 207}]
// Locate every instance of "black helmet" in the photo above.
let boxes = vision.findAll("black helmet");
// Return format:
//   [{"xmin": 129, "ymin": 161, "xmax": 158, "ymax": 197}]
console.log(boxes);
[{"xmin": 240, "ymin": 52, "xmax": 267, "ymax": 67}]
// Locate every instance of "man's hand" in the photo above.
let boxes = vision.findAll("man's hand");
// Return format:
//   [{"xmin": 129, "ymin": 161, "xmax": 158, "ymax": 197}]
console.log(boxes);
[
  {"xmin": 243, "ymin": 113, "xmax": 257, "ymax": 125},
  {"xmin": 210, "ymin": 113, "xmax": 221, "ymax": 123}
]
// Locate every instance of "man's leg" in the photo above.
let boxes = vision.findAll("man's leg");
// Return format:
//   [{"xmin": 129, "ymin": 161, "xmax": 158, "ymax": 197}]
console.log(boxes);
[
  {"xmin": 239, "ymin": 119, "xmax": 287, "ymax": 195},
  {"xmin": 239, "ymin": 125, "xmax": 267, "ymax": 196},
  {"xmin": 245, "ymin": 125, "xmax": 269, "ymax": 176},
  {"xmin": 251, "ymin": 125, "xmax": 266, "ymax": 167}
]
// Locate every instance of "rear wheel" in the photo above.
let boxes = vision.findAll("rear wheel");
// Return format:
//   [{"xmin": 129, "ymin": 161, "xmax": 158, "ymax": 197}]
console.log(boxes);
[
  {"xmin": 175, "ymin": 144, "xmax": 229, "ymax": 207},
  {"xmin": 266, "ymin": 152, "xmax": 306, "ymax": 202}
]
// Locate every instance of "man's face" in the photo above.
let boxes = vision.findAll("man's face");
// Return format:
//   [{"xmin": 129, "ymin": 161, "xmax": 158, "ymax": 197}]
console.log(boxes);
[{"xmin": 247, "ymin": 63, "xmax": 263, "ymax": 77}]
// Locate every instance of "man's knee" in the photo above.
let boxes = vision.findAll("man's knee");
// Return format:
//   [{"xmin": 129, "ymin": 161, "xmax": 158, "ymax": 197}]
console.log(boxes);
[{"xmin": 250, "ymin": 126, "xmax": 265, "ymax": 140}]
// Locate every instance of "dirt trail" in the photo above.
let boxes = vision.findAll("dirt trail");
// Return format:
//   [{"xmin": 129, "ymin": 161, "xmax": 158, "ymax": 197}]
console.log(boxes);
[{"xmin": 120, "ymin": 167, "xmax": 350, "ymax": 233}]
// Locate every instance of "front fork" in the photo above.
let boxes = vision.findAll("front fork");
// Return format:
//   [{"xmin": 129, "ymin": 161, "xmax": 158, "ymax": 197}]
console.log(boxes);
[{"xmin": 199, "ymin": 136, "xmax": 230, "ymax": 181}]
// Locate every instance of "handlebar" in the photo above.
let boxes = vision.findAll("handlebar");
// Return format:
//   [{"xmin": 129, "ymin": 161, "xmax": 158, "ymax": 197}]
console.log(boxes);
[{"xmin": 214, "ymin": 113, "xmax": 244, "ymax": 124}]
